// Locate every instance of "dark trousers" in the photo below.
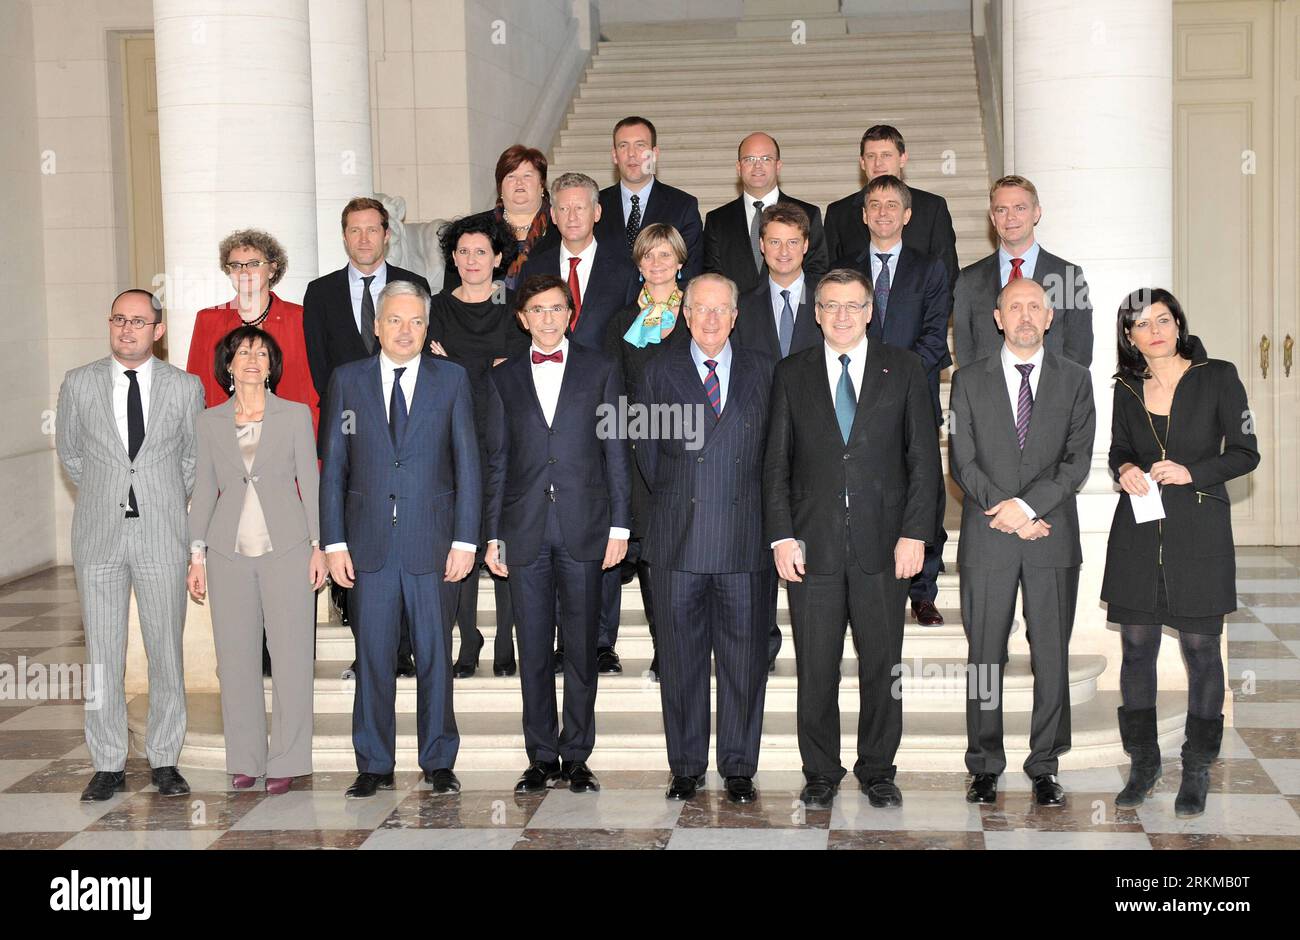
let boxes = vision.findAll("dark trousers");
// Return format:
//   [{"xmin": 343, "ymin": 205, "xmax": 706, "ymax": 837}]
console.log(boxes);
[
  {"xmin": 555, "ymin": 547, "xmax": 628, "ymax": 653},
  {"xmin": 787, "ymin": 552, "xmax": 907, "ymax": 784},
  {"xmin": 453, "ymin": 562, "xmax": 515, "ymax": 665},
  {"xmin": 649, "ymin": 565, "xmax": 772, "ymax": 777},
  {"xmin": 351, "ymin": 564, "xmax": 458, "ymax": 773},
  {"xmin": 512, "ymin": 504, "xmax": 602, "ymax": 763},
  {"xmin": 909, "ymin": 474, "xmax": 948, "ymax": 604},
  {"xmin": 960, "ymin": 561, "xmax": 1077, "ymax": 777},
  {"xmin": 336, "ymin": 584, "xmax": 412, "ymax": 662}
]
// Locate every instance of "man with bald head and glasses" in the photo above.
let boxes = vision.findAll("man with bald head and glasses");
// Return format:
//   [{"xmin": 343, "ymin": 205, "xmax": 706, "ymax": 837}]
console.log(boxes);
[{"xmin": 56, "ymin": 289, "xmax": 205, "ymax": 802}]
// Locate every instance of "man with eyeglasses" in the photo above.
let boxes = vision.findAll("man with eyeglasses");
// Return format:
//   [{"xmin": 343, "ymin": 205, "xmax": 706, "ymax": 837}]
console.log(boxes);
[
  {"xmin": 483, "ymin": 275, "xmax": 630, "ymax": 795},
  {"xmin": 763, "ymin": 268, "xmax": 940, "ymax": 812},
  {"xmin": 56, "ymin": 289, "xmax": 205, "ymax": 802},
  {"xmin": 320, "ymin": 279, "xmax": 481, "ymax": 799},
  {"xmin": 703, "ymin": 132, "xmax": 829, "ymax": 295}
]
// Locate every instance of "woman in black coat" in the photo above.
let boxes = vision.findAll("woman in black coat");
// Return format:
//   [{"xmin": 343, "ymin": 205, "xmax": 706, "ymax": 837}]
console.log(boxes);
[{"xmin": 1101, "ymin": 288, "xmax": 1259, "ymax": 818}]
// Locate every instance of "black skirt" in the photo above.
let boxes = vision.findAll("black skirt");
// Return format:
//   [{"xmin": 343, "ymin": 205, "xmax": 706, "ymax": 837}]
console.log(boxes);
[{"xmin": 1106, "ymin": 576, "xmax": 1225, "ymax": 636}]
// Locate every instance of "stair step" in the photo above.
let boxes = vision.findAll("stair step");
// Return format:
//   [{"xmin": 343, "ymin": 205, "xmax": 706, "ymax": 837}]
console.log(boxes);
[
  {"xmin": 584, "ymin": 61, "xmax": 975, "ymax": 87},
  {"xmin": 158, "ymin": 690, "xmax": 1188, "ymax": 772},
  {"xmin": 593, "ymin": 32, "xmax": 972, "ymax": 58},
  {"xmin": 576, "ymin": 77, "xmax": 978, "ymax": 102},
  {"xmin": 562, "ymin": 108, "xmax": 985, "ymax": 133}
]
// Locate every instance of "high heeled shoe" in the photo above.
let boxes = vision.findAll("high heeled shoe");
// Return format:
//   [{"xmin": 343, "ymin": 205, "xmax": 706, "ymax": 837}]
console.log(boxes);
[
  {"xmin": 231, "ymin": 773, "xmax": 258, "ymax": 790},
  {"xmin": 454, "ymin": 632, "xmax": 483, "ymax": 679},
  {"xmin": 266, "ymin": 776, "xmax": 293, "ymax": 795}
]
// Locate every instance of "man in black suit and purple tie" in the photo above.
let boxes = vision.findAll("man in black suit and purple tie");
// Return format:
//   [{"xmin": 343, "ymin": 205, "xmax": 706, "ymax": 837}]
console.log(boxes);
[
  {"xmin": 484, "ymin": 275, "xmax": 631, "ymax": 794},
  {"xmin": 637, "ymin": 273, "xmax": 776, "ymax": 804}
]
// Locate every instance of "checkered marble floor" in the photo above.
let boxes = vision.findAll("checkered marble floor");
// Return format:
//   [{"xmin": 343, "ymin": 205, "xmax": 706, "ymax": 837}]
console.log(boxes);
[{"xmin": 3, "ymin": 551, "xmax": 1300, "ymax": 850}]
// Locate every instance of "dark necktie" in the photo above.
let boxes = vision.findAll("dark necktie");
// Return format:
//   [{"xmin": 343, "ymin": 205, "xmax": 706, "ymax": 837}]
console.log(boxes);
[
  {"xmin": 703, "ymin": 359, "xmax": 721, "ymax": 417},
  {"xmin": 389, "ymin": 366, "xmax": 408, "ymax": 449},
  {"xmin": 874, "ymin": 253, "xmax": 892, "ymax": 325},
  {"xmin": 566, "ymin": 256, "xmax": 583, "ymax": 332},
  {"xmin": 626, "ymin": 194, "xmax": 641, "ymax": 249},
  {"xmin": 777, "ymin": 289, "xmax": 794, "ymax": 358},
  {"xmin": 125, "ymin": 369, "xmax": 144, "ymax": 517},
  {"xmin": 531, "ymin": 349, "xmax": 563, "ymax": 364},
  {"xmin": 1009, "ymin": 257, "xmax": 1025, "ymax": 281},
  {"xmin": 360, "ymin": 275, "xmax": 377, "ymax": 354},
  {"xmin": 835, "ymin": 354, "xmax": 856, "ymax": 444},
  {"xmin": 750, "ymin": 199, "xmax": 765, "ymax": 271},
  {"xmin": 1015, "ymin": 362, "xmax": 1034, "ymax": 449}
]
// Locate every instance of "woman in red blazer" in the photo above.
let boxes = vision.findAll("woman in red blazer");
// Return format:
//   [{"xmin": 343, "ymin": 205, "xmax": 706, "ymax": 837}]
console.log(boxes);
[{"xmin": 186, "ymin": 229, "xmax": 319, "ymax": 434}]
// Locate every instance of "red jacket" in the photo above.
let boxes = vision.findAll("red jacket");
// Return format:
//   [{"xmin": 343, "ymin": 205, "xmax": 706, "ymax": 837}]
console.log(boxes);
[{"xmin": 186, "ymin": 292, "xmax": 320, "ymax": 434}]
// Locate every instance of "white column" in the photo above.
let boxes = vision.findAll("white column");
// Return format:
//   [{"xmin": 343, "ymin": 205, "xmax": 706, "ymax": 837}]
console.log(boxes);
[
  {"xmin": 152, "ymin": 0, "xmax": 319, "ymax": 368},
  {"xmin": 1010, "ymin": 0, "xmax": 1176, "ymax": 691},
  {"xmin": 309, "ymin": 0, "xmax": 373, "ymax": 275}
]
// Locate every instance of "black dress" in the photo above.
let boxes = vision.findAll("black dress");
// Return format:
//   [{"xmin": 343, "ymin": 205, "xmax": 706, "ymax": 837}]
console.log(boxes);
[{"xmin": 1101, "ymin": 336, "xmax": 1261, "ymax": 635}]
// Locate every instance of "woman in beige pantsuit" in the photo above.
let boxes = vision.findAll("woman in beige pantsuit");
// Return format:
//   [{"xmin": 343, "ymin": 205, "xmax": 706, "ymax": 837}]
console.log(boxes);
[{"xmin": 187, "ymin": 325, "xmax": 327, "ymax": 794}]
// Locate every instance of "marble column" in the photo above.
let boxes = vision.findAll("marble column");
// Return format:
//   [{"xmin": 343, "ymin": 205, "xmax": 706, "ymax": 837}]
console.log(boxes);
[
  {"xmin": 1009, "ymin": 1, "xmax": 1181, "ymax": 693},
  {"xmin": 309, "ymin": 0, "xmax": 373, "ymax": 274}
]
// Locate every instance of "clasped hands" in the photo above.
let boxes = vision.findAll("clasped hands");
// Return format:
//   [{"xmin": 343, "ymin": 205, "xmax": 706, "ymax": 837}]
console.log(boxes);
[
  {"xmin": 1117, "ymin": 460, "xmax": 1191, "ymax": 496},
  {"xmin": 985, "ymin": 499, "xmax": 1051, "ymax": 541}
]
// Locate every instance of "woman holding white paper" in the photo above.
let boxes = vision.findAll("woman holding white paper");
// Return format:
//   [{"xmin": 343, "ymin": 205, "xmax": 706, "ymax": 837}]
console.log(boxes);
[{"xmin": 1102, "ymin": 288, "xmax": 1259, "ymax": 819}]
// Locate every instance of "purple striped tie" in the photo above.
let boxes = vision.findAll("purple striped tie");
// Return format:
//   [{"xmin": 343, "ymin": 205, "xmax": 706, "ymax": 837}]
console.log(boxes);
[
  {"xmin": 704, "ymin": 359, "xmax": 721, "ymax": 417},
  {"xmin": 1014, "ymin": 362, "xmax": 1034, "ymax": 449}
]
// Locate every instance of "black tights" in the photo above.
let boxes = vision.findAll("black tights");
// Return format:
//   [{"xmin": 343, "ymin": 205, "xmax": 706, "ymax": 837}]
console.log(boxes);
[{"xmin": 1120, "ymin": 624, "xmax": 1224, "ymax": 719}]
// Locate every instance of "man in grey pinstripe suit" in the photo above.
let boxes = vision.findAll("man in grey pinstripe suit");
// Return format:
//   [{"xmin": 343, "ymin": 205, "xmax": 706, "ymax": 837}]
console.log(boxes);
[{"xmin": 56, "ymin": 289, "xmax": 205, "ymax": 802}]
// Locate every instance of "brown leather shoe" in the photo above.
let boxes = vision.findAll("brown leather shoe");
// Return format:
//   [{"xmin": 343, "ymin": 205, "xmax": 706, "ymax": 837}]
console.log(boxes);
[{"xmin": 911, "ymin": 599, "xmax": 944, "ymax": 626}]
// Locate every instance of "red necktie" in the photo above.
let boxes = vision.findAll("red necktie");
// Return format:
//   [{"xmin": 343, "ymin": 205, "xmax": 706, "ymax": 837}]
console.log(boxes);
[
  {"xmin": 567, "ymin": 256, "xmax": 583, "ymax": 332},
  {"xmin": 1009, "ymin": 257, "xmax": 1025, "ymax": 280},
  {"xmin": 531, "ymin": 349, "xmax": 563, "ymax": 365}
]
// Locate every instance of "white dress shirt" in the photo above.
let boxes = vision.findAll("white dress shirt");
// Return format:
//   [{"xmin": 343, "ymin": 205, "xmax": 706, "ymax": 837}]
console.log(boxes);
[
  {"xmin": 1000, "ymin": 343, "xmax": 1046, "ymax": 520},
  {"xmin": 744, "ymin": 186, "xmax": 780, "ymax": 232},
  {"xmin": 768, "ymin": 274, "xmax": 805, "ymax": 341},
  {"xmin": 998, "ymin": 240, "xmax": 1041, "ymax": 286},
  {"xmin": 559, "ymin": 238, "xmax": 598, "ymax": 301},
  {"xmin": 326, "ymin": 352, "xmax": 475, "ymax": 554},
  {"xmin": 348, "ymin": 261, "xmax": 388, "ymax": 335},
  {"xmin": 111, "ymin": 355, "xmax": 154, "ymax": 452}
]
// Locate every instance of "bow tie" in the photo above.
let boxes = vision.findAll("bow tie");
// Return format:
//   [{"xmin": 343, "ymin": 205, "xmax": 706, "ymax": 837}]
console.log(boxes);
[{"xmin": 531, "ymin": 349, "xmax": 563, "ymax": 365}]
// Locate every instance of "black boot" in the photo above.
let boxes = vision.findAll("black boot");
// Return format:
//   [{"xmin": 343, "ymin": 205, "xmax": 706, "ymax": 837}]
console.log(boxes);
[
  {"xmin": 1174, "ymin": 714, "xmax": 1223, "ymax": 818},
  {"xmin": 1115, "ymin": 706, "xmax": 1162, "ymax": 808}
]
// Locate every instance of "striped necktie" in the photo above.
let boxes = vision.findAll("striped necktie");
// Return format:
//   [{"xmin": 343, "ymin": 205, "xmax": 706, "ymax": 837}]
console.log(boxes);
[
  {"xmin": 1014, "ymin": 362, "xmax": 1034, "ymax": 449},
  {"xmin": 703, "ymin": 359, "xmax": 721, "ymax": 417}
]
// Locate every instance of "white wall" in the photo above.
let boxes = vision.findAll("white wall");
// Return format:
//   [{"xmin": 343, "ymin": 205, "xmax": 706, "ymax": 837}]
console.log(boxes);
[
  {"xmin": 597, "ymin": 0, "xmax": 741, "ymax": 22},
  {"xmin": 0, "ymin": 0, "xmax": 55, "ymax": 583}
]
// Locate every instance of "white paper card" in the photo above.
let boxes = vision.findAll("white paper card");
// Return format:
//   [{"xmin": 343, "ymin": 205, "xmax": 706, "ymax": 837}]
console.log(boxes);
[{"xmin": 1129, "ymin": 473, "xmax": 1165, "ymax": 524}]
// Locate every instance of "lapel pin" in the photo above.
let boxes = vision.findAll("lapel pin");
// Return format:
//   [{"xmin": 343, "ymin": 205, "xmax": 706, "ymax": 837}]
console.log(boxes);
[{"xmin": 882, "ymin": 368, "xmax": 889, "ymax": 373}]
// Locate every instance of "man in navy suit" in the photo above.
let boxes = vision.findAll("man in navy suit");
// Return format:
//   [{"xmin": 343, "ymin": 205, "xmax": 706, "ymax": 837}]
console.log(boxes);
[
  {"xmin": 304, "ymin": 195, "xmax": 431, "ymax": 679},
  {"xmin": 320, "ymin": 279, "xmax": 481, "ymax": 799},
  {"xmin": 595, "ymin": 116, "xmax": 704, "ymax": 279},
  {"xmin": 638, "ymin": 274, "xmax": 776, "ymax": 804},
  {"xmin": 484, "ymin": 275, "xmax": 631, "ymax": 794},
  {"xmin": 831, "ymin": 174, "xmax": 952, "ymax": 627}
]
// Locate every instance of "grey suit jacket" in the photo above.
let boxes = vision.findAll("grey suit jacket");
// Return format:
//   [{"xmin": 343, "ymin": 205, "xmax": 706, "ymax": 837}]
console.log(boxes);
[
  {"xmin": 56, "ymin": 356, "xmax": 204, "ymax": 565},
  {"xmin": 948, "ymin": 349, "xmax": 1095, "ymax": 569},
  {"xmin": 951, "ymin": 249, "xmax": 1094, "ymax": 369},
  {"xmin": 189, "ymin": 391, "xmax": 321, "ymax": 561}
]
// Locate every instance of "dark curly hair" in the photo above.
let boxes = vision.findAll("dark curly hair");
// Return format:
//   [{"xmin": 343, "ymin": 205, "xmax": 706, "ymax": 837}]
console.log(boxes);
[
  {"xmin": 213, "ymin": 325, "xmax": 283, "ymax": 396},
  {"xmin": 438, "ymin": 214, "xmax": 512, "ymax": 270}
]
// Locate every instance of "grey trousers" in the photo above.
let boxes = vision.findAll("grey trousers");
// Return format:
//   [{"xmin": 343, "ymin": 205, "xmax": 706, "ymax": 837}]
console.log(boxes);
[
  {"xmin": 75, "ymin": 523, "xmax": 188, "ymax": 771},
  {"xmin": 207, "ymin": 541, "xmax": 315, "ymax": 778}
]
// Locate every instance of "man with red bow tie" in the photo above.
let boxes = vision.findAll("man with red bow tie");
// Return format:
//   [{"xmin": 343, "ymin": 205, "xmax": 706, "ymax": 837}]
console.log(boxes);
[{"xmin": 482, "ymin": 275, "xmax": 632, "ymax": 794}]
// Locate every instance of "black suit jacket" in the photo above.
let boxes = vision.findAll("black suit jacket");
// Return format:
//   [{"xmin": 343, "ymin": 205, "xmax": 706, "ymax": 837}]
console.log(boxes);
[
  {"xmin": 763, "ymin": 341, "xmax": 940, "ymax": 575},
  {"xmin": 637, "ymin": 341, "xmax": 775, "ymax": 574},
  {"xmin": 824, "ymin": 185, "xmax": 958, "ymax": 294},
  {"xmin": 520, "ymin": 240, "xmax": 639, "ymax": 351},
  {"xmin": 596, "ymin": 180, "xmax": 704, "ymax": 279},
  {"xmin": 303, "ymin": 263, "xmax": 432, "ymax": 402},
  {"xmin": 703, "ymin": 191, "xmax": 829, "ymax": 294},
  {"xmin": 833, "ymin": 245, "xmax": 952, "ymax": 424},
  {"xmin": 732, "ymin": 279, "xmax": 822, "ymax": 361},
  {"xmin": 951, "ymin": 248, "xmax": 1094, "ymax": 369},
  {"xmin": 483, "ymin": 342, "xmax": 631, "ymax": 568}
]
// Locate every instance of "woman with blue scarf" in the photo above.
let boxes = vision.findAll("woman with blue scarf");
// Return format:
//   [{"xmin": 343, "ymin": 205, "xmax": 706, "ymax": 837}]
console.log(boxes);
[{"xmin": 602, "ymin": 224, "xmax": 689, "ymax": 679}]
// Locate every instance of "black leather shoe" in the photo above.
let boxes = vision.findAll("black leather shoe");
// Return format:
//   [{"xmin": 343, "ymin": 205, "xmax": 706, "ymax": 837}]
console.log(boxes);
[
  {"xmin": 493, "ymin": 659, "xmax": 517, "ymax": 677},
  {"xmin": 1032, "ymin": 773, "xmax": 1066, "ymax": 806},
  {"xmin": 911, "ymin": 599, "xmax": 944, "ymax": 626},
  {"xmin": 966, "ymin": 773, "xmax": 999, "ymax": 804},
  {"xmin": 861, "ymin": 776, "xmax": 903, "ymax": 807},
  {"xmin": 151, "ymin": 766, "xmax": 190, "ymax": 797},
  {"xmin": 425, "ymin": 768, "xmax": 461, "ymax": 794},
  {"xmin": 798, "ymin": 777, "xmax": 837, "ymax": 810},
  {"xmin": 395, "ymin": 651, "xmax": 416, "ymax": 678},
  {"xmin": 452, "ymin": 656, "xmax": 478, "ymax": 679},
  {"xmin": 515, "ymin": 759, "xmax": 562, "ymax": 793},
  {"xmin": 561, "ymin": 760, "xmax": 599, "ymax": 793},
  {"xmin": 725, "ymin": 775, "xmax": 757, "ymax": 804},
  {"xmin": 666, "ymin": 773, "xmax": 706, "ymax": 800},
  {"xmin": 345, "ymin": 772, "xmax": 395, "ymax": 798},
  {"xmin": 596, "ymin": 647, "xmax": 622, "ymax": 674},
  {"xmin": 80, "ymin": 770, "xmax": 126, "ymax": 802},
  {"xmin": 552, "ymin": 648, "xmax": 564, "ymax": 675}
]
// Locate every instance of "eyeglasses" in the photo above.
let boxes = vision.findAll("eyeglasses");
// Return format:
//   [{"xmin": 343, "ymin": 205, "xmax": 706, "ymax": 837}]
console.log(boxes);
[
  {"xmin": 108, "ymin": 315, "xmax": 160, "ymax": 331},
  {"xmin": 816, "ymin": 302, "xmax": 868, "ymax": 315},
  {"xmin": 225, "ymin": 260, "xmax": 271, "ymax": 272},
  {"xmin": 740, "ymin": 155, "xmax": 777, "ymax": 165},
  {"xmin": 523, "ymin": 304, "xmax": 569, "ymax": 317},
  {"xmin": 684, "ymin": 305, "xmax": 734, "ymax": 317}
]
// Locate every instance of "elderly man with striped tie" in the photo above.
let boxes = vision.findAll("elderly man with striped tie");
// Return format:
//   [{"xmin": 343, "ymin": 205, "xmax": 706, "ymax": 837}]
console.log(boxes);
[{"xmin": 948, "ymin": 276, "xmax": 1095, "ymax": 808}]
